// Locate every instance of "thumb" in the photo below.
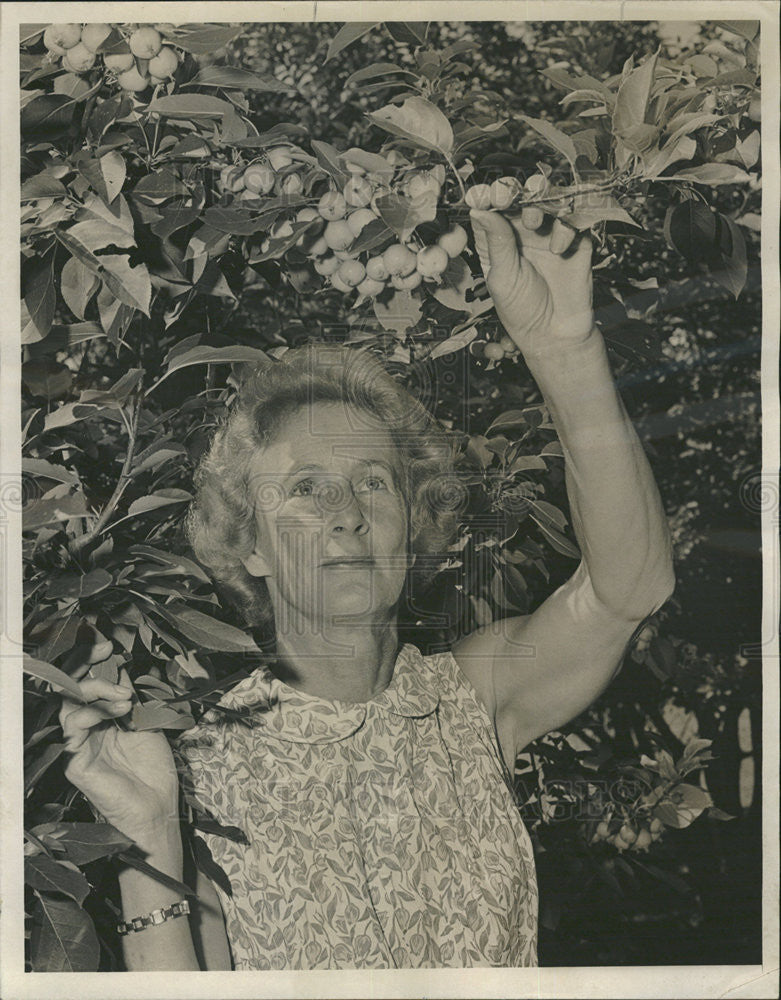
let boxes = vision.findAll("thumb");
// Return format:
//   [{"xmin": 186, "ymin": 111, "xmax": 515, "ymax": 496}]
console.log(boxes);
[{"xmin": 469, "ymin": 209, "xmax": 521, "ymax": 286}]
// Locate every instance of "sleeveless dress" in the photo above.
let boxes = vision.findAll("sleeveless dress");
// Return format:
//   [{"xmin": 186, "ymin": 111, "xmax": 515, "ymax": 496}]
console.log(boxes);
[{"xmin": 174, "ymin": 643, "xmax": 538, "ymax": 969}]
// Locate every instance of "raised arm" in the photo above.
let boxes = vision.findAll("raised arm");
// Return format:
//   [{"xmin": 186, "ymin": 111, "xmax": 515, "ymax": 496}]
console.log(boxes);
[{"xmin": 453, "ymin": 208, "xmax": 675, "ymax": 764}]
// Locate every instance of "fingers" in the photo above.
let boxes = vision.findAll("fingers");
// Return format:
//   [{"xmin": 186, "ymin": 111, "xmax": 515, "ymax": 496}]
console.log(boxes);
[
  {"xmin": 550, "ymin": 218, "xmax": 576, "ymax": 255},
  {"xmin": 521, "ymin": 206, "xmax": 545, "ymax": 230},
  {"xmin": 469, "ymin": 208, "xmax": 520, "ymax": 285},
  {"xmin": 60, "ymin": 677, "xmax": 133, "ymax": 751}
]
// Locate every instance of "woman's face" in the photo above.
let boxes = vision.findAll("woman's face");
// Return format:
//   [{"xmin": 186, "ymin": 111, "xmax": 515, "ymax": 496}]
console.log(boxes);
[{"xmin": 242, "ymin": 402, "xmax": 410, "ymax": 632}]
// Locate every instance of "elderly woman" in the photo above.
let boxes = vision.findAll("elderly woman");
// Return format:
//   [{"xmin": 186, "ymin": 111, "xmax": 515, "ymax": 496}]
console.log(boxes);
[{"xmin": 59, "ymin": 207, "xmax": 674, "ymax": 970}]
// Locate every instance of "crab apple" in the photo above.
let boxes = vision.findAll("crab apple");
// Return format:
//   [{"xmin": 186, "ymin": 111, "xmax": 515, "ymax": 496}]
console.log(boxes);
[
  {"xmin": 238, "ymin": 188, "xmax": 261, "ymax": 202},
  {"xmin": 44, "ymin": 24, "xmax": 82, "ymax": 53},
  {"xmin": 498, "ymin": 334, "xmax": 518, "ymax": 355},
  {"xmin": 619, "ymin": 823, "xmax": 637, "ymax": 845},
  {"xmin": 382, "ymin": 243, "xmax": 416, "ymax": 277},
  {"xmin": 279, "ymin": 173, "xmax": 304, "ymax": 197},
  {"xmin": 62, "ymin": 43, "xmax": 96, "ymax": 74},
  {"xmin": 465, "ymin": 184, "xmax": 492, "ymax": 210},
  {"xmin": 148, "ymin": 46, "xmax": 179, "ymax": 79},
  {"xmin": 270, "ymin": 219, "xmax": 294, "ymax": 240},
  {"xmin": 406, "ymin": 171, "xmax": 441, "ymax": 201},
  {"xmin": 334, "ymin": 249, "xmax": 359, "ymax": 261},
  {"xmin": 347, "ymin": 208, "xmax": 376, "ymax": 238},
  {"xmin": 323, "ymin": 219, "xmax": 353, "ymax": 252},
  {"xmin": 129, "ymin": 27, "xmax": 162, "ymax": 59},
  {"xmin": 330, "ymin": 272, "xmax": 355, "ymax": 294},
  {"xmin": 490, "ymin": 176, "xmax": 521, "ymax": 210},
  {"xmin": 117, "ymin": 66, "xmax": 151, "ymax": 92},
  {"xmin": 612, "ymin": 833, "xmax": 632, "ymax": 851},
  {"xmin": 484, "ymin": 342, "xmax": 505, "ymax": 361},
  {"xmin": 633, "ymin": 828, "xmax": 653, "ymax": 851},
  {"xmin": 596, "ymin": 821, "xmax": 611, "ymax": 840},
  {"xmin": 296, "ymin": 206, "xmax": 321, "ymax": 223},
  {"xmin": 318, "ymin": 190, "xmax": 347, "ymax": 221},
  {"xmin": 80, "ymin": 23, "xmax": 112, "ymax": 52},
  {"xmin": 314, "ymin": 255, "xmax": 340, "ymax": 276},
  {"xmin": 357, "ymin": 276, "xmax": 385, "ymax": 298},
  {"xmin": 365, "ymin": 256, "xmax": 389, "ymax": 281},
  {"xmin": 524, "ymin": 172, "xmax": 550, "ymax": 196},
  {"xmin": 104, "ymin": 51, "xmax": 135, "ymax": 72},
  {"xmin": 338, "ymin": 259, "xmax": 366, "ymax": 287},
  {"xmin": 307, "ymin": 235, "xmax": 329, "ymax": 257},
  {"xmin": 391, "ymin": 270, "xmax": 422, "ymax": 291},
  {"xmin": 437, "ymin": 223, "xmax": 468, "ymax": 259},
  {"xmin": 416, "ymin": 244, "xmax": 449, "ymax": 278},
  {"xmin": 243, "ymin": 163, "xmax": 275, "ymax": 195},
  {"xmin": 266, "ymin": 147, "xmax": 294, "ymax": 171},
  {"xmin": 220, "ymin": 164, "xmax": 246, "ymax": 193},
  {"xmin": 343, "ymin": 175, "xmax": 373, "ymax": 208},
  {"xmin": 149, "ymin": 75, "xmax": 167, "ymax": 87}
]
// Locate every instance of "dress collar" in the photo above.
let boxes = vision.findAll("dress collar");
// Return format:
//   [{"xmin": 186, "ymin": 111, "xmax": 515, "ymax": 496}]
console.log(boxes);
[{"xmin": 209, "ymin": 643, "xmax": 439, "ymax": 744}]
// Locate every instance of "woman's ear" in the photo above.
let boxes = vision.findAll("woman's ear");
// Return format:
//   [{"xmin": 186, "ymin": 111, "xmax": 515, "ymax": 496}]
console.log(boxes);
[{"xmin": 241, "ymin": 548, "xmax": 271, "ymax": 578}]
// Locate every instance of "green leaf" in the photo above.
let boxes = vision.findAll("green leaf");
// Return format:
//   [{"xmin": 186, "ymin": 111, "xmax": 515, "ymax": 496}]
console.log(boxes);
[
  {"xmin": 21, "ymin": 360, "xmax": 72, "ymax": 400},
  {"xmin": 429, "ymin": 326, "xmax": 478, "ymax": 359},
  {"xmin": 130, "ymin": 701, "xmax": 195, "ymax": 732},
  {"xmin": 60, "ymin": 257, "xmax": 99, "ymax": 321},
  {"xmin": 325, "ymin": 23, "xmax": 380, "ymax": 63},
  {"xmin": 151, "ymin": 200, "xmax": 203, "ymax": 239},
  {"xmin": 349, "ymin": 218, "xmax": 394, "ymax": 255},
  {"xmin": 164, "ymin": 24, "xmax": 245, "ymax": 54},
  {"xmin": 517, "ymin": 114, "xmax": 578, "ymax": 171},
  {"xmin": 55, "ymin": 230, "xmax": 151, "ymax": 316},
  {"xmin": 31, "ymin": 822, "xmax": 133, "ymax": 865},
  {"xmin": 30, "ymin": 896, "xmax": 99, "ymax": 972},
  {"xmin": 133, "ymin": 168, "xmax": 189, "ymax": 200},
  {"xmin": 96, "ymin": 286, "xmax": 135, "ymax": 346},
  {"xmin": 385, "ymin": 22, "xmax": 429, "ymax": 46},
  {"xmin": 116, "ymin": 850, "xmax": 194, "ymax": 895},
  {"xmin": 129, "ymin": 544, "xmax": 211, "ymax": 584},
  {"xmin": 154, "ymin": 602, "xmax": 260, "ymax": 654},
  {"xmin": 372, "ymin": 288, "xmax": 423, "ymax": 335},
  {"xmin": 155, "ymin": 344, "xmax": 271, "ymax": 389},
  {"xmin": 23, "ymin": 655, "xmax": 86, "ymax": 703},
  {"xmin": 24, "ymin": 743, "xmax": 66, "ymax": 793},
  {"xmin": 148, "ymin": 94, "xmax": 236, "ymax": 119},
  {"xmin": 714, "ymin": 214, "xmax": 748, "ymax": 298},
  {"xmin": 22, "ymin": 458, "xmax": 79, "ymax": 486},
  {"xmin": 126, "ymin": 489, "xmax": 192, "ymax": 517},
  {"xmin": 310, "ymin": 139, "xmax": 350, "ymax": 189},
  {"xmin": 368, "ymin": 97, "xmax": 454, "ymax": 155},
  {"xmin": 613, "ymin": 51, "xmax": 659, "ymax": 136},
  {"xmin": 664, "ymin": 201, "xmax": 718, "ymax": 262},
  {"xmin": 184, "ymin": 65, "xmax": 292, "ymax": 92},
  {"xmin": 192, "ymin": 834, "xmax": 233, "ymax": 896},
  {"xmin": 21, "ymin": 94, "xmax": 77, "ymax": 136},
  {"xmin": 100, "ymin": 151, "xmax": 126, "ymax": 203},
  {"xmin": 23, "ymin": 257, "xmax": 56, "ymax": 342},
  {"xmin": 345, "ymin": 62, "xmax": 416, "ymax": 88},
  {"xmin": 566, "ymin": 193, "xmax": 638, "ymax": 230},
  {"xmin": 47, "ymin": 569, "xmax": 113, "ymax": 601},
  {"xmin": 25, "ymin": 856, "xmax": 90, "ymax": 905},
  {"xmin": 665, "ymin": 163, "xmax": 752, "ymax": 186},
  {"xmin": 67, "ymin": 218, "xmax": 134, "ymax": 252},
  {"xmin": 21, "ymin": 173, "xmax": 68, "ymax": 200}
]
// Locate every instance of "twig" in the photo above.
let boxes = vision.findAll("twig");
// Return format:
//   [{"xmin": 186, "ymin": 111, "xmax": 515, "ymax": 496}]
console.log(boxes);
[{"xmin": 70, "ymin": 386, "xmax": 143, "ymax": 555}]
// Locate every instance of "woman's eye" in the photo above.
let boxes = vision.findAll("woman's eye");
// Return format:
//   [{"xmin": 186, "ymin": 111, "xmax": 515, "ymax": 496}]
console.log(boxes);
[
  {"xmin": 290, "ymin": 478, "xmax": 315, "ymax": 498},
  {"xmin": 361, "ymin": 475, "xmax": 389, "ymax": 492}
]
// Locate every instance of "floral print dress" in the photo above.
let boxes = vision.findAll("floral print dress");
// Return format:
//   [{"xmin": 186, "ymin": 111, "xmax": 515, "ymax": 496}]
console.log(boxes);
[{"xmin": 174, "ymin": 644, "xmax": 538, "ymax": 969}]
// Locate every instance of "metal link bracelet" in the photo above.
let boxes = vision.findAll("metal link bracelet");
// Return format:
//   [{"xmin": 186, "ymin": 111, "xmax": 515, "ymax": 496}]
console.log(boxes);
[{"xmin": 117, "ymin": 899, "xmax": 190, "ymax": 935}]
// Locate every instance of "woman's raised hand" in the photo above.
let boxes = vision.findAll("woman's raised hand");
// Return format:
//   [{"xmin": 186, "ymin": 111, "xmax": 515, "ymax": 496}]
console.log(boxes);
[
  {"xmin": 469, "ymin": 204, "xmax": 595, "ymax": 359},
  {"xmin": 59, "ymin": 668, "xmax": 181, "ymax": 846}
]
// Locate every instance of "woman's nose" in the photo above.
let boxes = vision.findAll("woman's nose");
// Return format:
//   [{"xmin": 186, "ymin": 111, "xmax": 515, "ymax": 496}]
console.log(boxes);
[{"xmin": 330, "ymin": 491, "xmax": 369, "ymax": 535}]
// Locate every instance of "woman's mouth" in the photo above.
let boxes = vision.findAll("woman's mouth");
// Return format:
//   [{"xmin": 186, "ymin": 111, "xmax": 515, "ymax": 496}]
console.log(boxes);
[{"xmin": 320, "ymin": 556, "xmax": 375, "ymax": 568}]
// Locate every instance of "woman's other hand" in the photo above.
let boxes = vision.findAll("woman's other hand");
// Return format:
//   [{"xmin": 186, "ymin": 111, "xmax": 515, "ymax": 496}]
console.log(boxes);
[
  {"xmin": 59, "ymin": 669, "xmax": 180, "ymax": 846},
  {"xmin": 469, "ymin": 204, "xmax": 595, "ymax": 359}
]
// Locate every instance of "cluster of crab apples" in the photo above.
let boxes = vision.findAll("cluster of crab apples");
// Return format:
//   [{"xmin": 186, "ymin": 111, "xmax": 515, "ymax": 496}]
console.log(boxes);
[
  {"xmin": 42, "ymin": 23, "xmax": 178, "ymax": 91},
  {"xmin": 219, "ymin": 155, "xmax": 476, "ymax": 303},
  {"xmin": 592, "ymin": 816, "xmax": 665, "ymax": 852},
  {"xmin": 218, "ymin": 154, "xmax": 528, "ymax": 361}
]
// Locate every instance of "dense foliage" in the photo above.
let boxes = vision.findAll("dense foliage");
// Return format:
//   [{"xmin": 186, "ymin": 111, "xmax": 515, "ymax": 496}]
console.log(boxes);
[{"xmin": 20, "ymin": 19, "xmax": 762, "ymax": 970}]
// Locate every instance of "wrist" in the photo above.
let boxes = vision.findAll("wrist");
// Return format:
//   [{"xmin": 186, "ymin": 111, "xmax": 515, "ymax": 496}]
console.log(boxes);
[{"xmin": 515, "ymin": 322, "xmax": 602, "ymax": 366}]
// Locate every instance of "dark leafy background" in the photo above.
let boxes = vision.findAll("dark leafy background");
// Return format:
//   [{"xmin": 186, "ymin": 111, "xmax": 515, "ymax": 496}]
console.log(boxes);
[{"xmin": 20, "ymin": 19, "xmax": 761, "ymax": 970}]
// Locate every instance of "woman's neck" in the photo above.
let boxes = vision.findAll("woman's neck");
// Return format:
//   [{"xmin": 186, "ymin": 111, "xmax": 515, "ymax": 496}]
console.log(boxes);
[{"xmin": 272, "ymin": 619, "xmax": 400, "ymax": 703}]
